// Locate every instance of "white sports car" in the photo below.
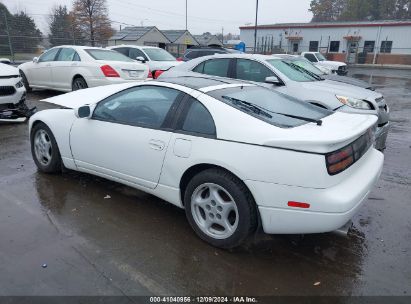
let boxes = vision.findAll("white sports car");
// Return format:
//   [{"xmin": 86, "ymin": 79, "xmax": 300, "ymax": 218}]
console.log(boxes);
[
  {"xmin": 29, "ymin": 76, "xmax": 384, "ymax": 248},
  {"xmin": 19, "ymin": 45, "xmax": 149, "ymax": 92}
]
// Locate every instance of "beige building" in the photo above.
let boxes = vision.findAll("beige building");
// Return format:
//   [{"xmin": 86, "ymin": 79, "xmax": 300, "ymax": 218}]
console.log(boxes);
[{"xmin": 162, "ymin": 30, "xmax": 199, "ymax": 57}]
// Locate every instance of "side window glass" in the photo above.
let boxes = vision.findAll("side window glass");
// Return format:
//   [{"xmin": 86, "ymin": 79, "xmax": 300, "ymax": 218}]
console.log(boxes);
[
  {"xmin": 181, "ymin": 97, "xmax": 216, "ymax": 136},
  {"xmin": 56, "ymin": 48, "xmax": 78, "ymax": 61},
  {"xmin": 38, "ymin": 48, "xmax": 60, "ymax": 62},
  {"xmin": 202, "ymin": 59, "xmax": 230, "ymax": 77},
  {"xmin": 304, "ymin": 53, "xmax": 317, "ymax": 62},
  {"xmin": 130, "ymin": 48, "xmax": 148, "ymax": 61},
  {"xmin": 193, "ymin": 62, "xmax": 205, "ymax": 73},
  {"xmin": 236, "ymin": 59, "xmax": 274, "ymax": 83},
  {"xmin": 93, "ymin": 86, "xmax": 180, "ymax": 128},
  {"xmin": 73, "ymin": 52, "xmax": 81, "ymax": 61},
  {"xmin": 113, "ymin": 47, "xmax": 129, "ymax": 56}
]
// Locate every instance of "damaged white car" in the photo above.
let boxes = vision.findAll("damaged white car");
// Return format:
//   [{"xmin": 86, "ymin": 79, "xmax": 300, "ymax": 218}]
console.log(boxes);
[{"xmin": 0, "ymin": 63, "xmax": 34, "ymax": 122}]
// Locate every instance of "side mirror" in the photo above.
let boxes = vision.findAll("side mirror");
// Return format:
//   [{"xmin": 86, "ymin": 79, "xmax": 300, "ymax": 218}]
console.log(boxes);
[
  {"xmin": 33, "ymin": 57, "xmax": 39, "ymax": 63},
  {"xmin": 75, "ymin": 105, "xmax": 91, "ymax": 119},
  {"xmin": 136, "ymin": 56, "xmax": 146, "ymax": 63},
  {"xmin": 265, "ymin": 76, "xmax": 282, "ymax": 86}
]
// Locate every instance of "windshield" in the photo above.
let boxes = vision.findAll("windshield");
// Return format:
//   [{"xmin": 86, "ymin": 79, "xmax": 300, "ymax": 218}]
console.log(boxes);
[
  {"xmin": 208, "ymin": 86, "xmax": 330, "ymax": 128},
  {"xmin": 315, "ymin": 52, "xmax": 326, "ymax": 61},
  {"xmin": 288, "ymin": 59, "xmax": 325, "ymax": 76},
  {"xmin": 143, "ymin": 48, "xmax": 176, "ymax": 61},
  {"xmin": 86, "ymin": 49, "xmax": 134, "ymax": 62},
  {"xmin": 266, "ymin": 59, "xmax": 317, "ymax": 82}
]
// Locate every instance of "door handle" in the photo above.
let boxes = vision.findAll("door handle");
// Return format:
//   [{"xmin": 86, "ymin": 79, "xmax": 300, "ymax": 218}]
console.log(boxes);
[
  {"xmin": 71, "ymin": 63, "xmax": 78, "ymax": 66},
  {"xmin": 46, "ymin": 63, "xmax": 52, "ymax": 67},
  {"xmin": 149, "ymin": 139, "xmax": 165, "ymax": 151}
]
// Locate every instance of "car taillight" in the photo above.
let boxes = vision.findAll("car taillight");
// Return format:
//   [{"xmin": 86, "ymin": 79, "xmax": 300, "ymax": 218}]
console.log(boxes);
[
  {"xmin": 325, "ymin": 128, "xmax": 374, "ymax": 175},
  {"xmin": 147, "ymin": 69, "xmax": 153, "ymax": 79},
  {"xmin": 176, "ymin": 57, "xmax": 183, "ymax": 61},
  {"xmin": 153, "ymin": 70, "xmax": 164, "ymax": 79},
  {"xmin": 100, "ymin": 65, "xmax": 120, "ymax": 77}
]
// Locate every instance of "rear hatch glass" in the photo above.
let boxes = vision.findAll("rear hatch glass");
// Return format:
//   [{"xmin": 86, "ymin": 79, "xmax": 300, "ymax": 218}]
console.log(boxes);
[{"xmin": 208, "ymin": 86, "xmax": 331, "ymax": 128}]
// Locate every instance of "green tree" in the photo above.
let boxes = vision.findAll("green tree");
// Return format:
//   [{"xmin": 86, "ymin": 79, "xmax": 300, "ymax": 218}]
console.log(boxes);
[
  {"xmin": 309, "ymin": 0, "xmax": 410, "ymax": 21},
  {"xmin": 310, "ymin": 0, "xmax": 348, "ymax": 21},
  {"xmin": 49, "ymin": 5, "xmax": 74, "ymax": 47},
  {"xmin": 9, "ymin": 11, "xmax": 42, "ymax": 53}
]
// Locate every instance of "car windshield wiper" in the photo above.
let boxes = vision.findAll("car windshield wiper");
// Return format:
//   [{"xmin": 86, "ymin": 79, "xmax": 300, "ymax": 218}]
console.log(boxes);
[
  {"xmin": 284, "ymin": 61, "xmax": 324, "ymax": 81},
  {"xmin": 222, "ymin": 96, "xmax": 272, "ymax": 118},
  {"xmin": 221, "ymin": 96, "xmax": 323, "ymax": 126}
]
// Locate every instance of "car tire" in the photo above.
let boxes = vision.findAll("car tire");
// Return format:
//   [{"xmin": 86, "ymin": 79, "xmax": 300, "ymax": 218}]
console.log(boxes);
[
  {"xmin": 72, "ymin": 77, "xmax": 88, "ymax": 91},
  {"xmin": 20, "ymin": 70, "xmax": 32, "ymax": 92},
  {"xmin": 31, "ymin": 122, "xmax": 62, "ymax": 173},
  {"xmin": 184, "ymin": 168, "xmax": 257, "ymax": 249}
]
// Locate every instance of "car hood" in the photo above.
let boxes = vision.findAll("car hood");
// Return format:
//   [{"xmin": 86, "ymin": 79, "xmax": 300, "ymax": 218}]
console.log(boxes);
[
  {"xmin": 0, "ymin": 63, "xmax": 19, "ymax": 77},
  {"xmin": 324, "ymin": 74, "xmax": 373, "ymax": 90},
  {"xmin": 300, "ymin": 79, "xmax": 382, "ymax": 108},
  {"xmin": 263, "ymin": 112, "xmax": 377, "ymax": 153},
  {"xmin": 41, "ymin": 82, "xmax": 140, "ymax": 109},
  {"xmin": 317, "ymin": 61, "xmax": 346, "ymax": 68}
]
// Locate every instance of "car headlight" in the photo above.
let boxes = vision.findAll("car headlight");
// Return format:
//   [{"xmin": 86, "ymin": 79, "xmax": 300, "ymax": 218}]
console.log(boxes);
[
  {"xmin": 336, "ymin": 95, "xmax": 372, "ymax": 110},
  {"xmin": 15, "ymin": 80, "xmax": 24, "ymax": 88}
]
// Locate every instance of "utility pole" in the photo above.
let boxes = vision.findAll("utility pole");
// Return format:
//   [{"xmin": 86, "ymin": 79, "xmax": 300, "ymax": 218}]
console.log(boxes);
[
  {"xmin": 185, "ymin": 0, "xmax": 188, "ymax": 30},
  {"xmin": 4, "ymin": 12, "xmax": 14, "ymax": 63},
  {"xmin": 253, "ymin": 0, "xmax": 259, "ymax": 54}
]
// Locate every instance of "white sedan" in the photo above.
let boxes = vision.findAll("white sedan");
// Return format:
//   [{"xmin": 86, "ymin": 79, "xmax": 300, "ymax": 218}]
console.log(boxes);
[
  {"xmin": 107, "ymin": 45, "xmax": 181, "ymax": 77},
  {"xmin": 19, "ymin": 45, "xmax": 149, "ymax": 92},
  {"xmin": 29, "ymin": 76, "xmax": 384, "ymax": 248}
]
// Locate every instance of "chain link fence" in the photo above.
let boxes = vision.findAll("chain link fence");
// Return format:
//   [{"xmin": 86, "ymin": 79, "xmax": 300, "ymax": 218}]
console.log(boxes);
[{"xmin": 0, "ymin": 11, "xmax": 111, "ymax": 64}]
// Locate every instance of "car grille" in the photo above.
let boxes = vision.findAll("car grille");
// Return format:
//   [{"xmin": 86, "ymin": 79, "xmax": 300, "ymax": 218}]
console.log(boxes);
[
  {"xmin": 338, "ymin": 66, "xmax": 347, "ymax": 72},
  {"xmin": 0, "ymin": 86, "xmax": 16, "ymax": 96}
]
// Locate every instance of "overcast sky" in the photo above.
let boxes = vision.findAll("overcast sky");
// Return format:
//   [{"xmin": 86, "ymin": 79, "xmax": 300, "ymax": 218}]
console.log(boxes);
[{"xmin": 1, "ymin": 0, "xmax": 313, "ymax": 35}]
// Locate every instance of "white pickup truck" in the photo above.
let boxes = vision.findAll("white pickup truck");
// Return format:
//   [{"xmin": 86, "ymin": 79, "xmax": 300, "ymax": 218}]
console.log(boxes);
[{"xmin": 301, "ymin": 52, "xmax": 347, "ymax": 76}]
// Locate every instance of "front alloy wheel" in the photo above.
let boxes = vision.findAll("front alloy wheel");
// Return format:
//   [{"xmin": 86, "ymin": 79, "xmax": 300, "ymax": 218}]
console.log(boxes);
[{"xmin": 31, "ymin": 122, "xmax": 62, "ymax": 173}]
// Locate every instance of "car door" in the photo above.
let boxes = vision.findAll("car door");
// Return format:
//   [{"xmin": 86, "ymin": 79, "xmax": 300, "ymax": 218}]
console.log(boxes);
[
  {"xmin": 69, "ymin": 85, "xmax": 183, "ymax": 189},
  {"xmin": 52, "ymin": 48, "xmax": 81, "ymax": 91},
  {"xmin": 30, "ymin": 48, "xmax": 60, "ymax": 87}
]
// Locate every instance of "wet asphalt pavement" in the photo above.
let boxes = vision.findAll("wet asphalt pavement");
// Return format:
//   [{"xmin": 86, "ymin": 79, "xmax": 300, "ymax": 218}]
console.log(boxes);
[{"xmin": 0, "ymin": 68, "xmax": 410, "ymax": 297}]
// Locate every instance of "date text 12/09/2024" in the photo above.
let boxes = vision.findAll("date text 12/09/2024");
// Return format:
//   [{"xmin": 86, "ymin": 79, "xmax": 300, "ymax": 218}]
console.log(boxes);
[{"xmin": 149, "ymin": 297, "xmax": 258, "ymax": 303}]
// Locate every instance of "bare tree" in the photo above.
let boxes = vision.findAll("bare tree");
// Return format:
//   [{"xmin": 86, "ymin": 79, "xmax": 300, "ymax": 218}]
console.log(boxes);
[{"xmin": 71, "ymin": 0, "xmax": 113, "ymax": 46}]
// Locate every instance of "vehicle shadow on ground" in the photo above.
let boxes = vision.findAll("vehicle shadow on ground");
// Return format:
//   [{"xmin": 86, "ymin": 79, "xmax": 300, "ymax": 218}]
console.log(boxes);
[{"xmin": 32, "ymin": 169, "xmax": 365, "ymax": 295}]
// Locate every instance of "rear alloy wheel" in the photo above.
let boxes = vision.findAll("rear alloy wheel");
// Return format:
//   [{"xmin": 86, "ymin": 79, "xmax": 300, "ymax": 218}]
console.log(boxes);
[
  {"xmin": 184, "ymin": 169, "xmax": 257, "ymax": 249},
  {"xmin": 72, "ymin": 77, "xmax": 88, "ymax": 91},
  {"xmin": 31, "ymin": 122, "xmax": 62, "ymax": 173}
]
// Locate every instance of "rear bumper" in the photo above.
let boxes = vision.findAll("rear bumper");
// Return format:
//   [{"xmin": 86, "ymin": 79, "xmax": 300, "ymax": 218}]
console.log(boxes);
[
  {"xmin": 245, "ymin": 148, "xmax": 384, "ymax": 234},
  {"xmin": 85, "ymin": 77, "xmax": 145, "ymax": 88}
]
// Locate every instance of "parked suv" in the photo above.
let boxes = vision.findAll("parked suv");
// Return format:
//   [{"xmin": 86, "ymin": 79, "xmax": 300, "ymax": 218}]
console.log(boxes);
[
  {"xmin": 180, "ymin": 47, "xmax": 237, "ymax": 62},
  {"xmin": 160, "ymin": 53, "xmax": 389, "ymax": 151}
]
